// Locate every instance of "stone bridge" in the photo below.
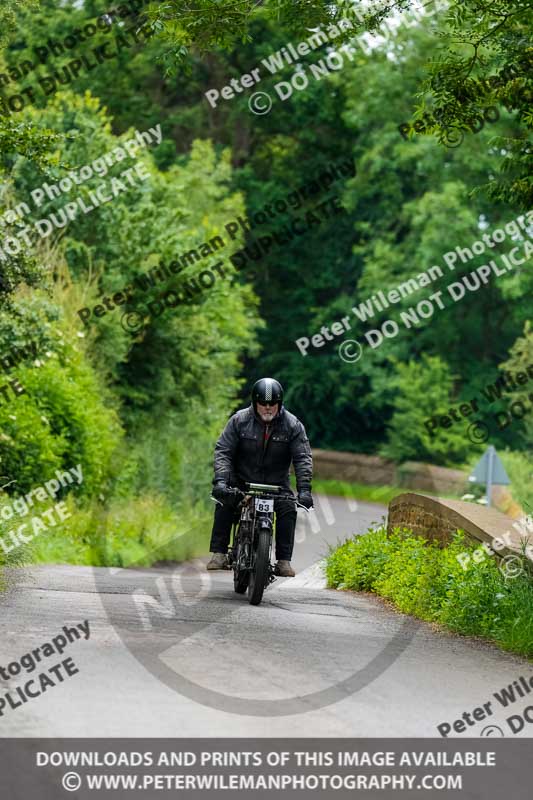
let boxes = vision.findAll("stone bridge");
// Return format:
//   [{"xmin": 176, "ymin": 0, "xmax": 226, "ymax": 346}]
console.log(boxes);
[{"xmin": 387, "ymin": 492, "xmax": 532, "ymax": 559}]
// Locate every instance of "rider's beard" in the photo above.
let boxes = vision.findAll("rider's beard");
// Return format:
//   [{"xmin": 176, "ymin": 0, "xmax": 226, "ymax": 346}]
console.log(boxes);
[{"xmin": 257, "ymin": 405, "xmax": 278, "ymax": 422}]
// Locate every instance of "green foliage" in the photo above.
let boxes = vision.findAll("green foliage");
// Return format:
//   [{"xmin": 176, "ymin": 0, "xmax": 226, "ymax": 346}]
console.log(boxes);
[
  {"xmin": 380, "ymin": 355, "xmax": 474, "ymax": 465},
  {"xmin": 0, "ymin": 0, "xmax": 60, "ymax": 252},
  {"xmin": 0, "ymin": 290, "xmax": 122, "ymax": 498},
  {"xmin": 194, "ymin": 17, "xmax": 528, "ymax": 462},
  {"xmin": 342, "ymin": 0, "xmax": 533, "ymax": 207},
  {"xmin": 146, "ymin": 0, "xmax": 532, "ymax": 205},
  {"xmin": 148, "ymin": 0, "xmax": 338, "ymax": 66},
  {"xmin": 326, "ymin": 526, "xmax": 533, "ymax": 657},
  {"xmin": 312, "ymin": 478, "xmax": 405, "ymax": 506},
  {"xmin": 0, "ymin": 0, "xmax": 38, "ymax": 44},
  {"xmin": 326, "ymin": 527, "xmax": 392, "ymax": 592},
  {"xmin": 500, "ymin": 450, "xmax": 533, "ymax": 515},
  {"xmin": 499, "ymin": 321, "xmax": 533, "ymax": 448},
  {"xmin": 0, "ymin": 74, "xmax": 261, "ymax": 571},
  {"xmin": 27, "ymin": 494, "xmax": 212, "ymax": 567},
  {"xmin": 0, "ymin": 0, "xmax": 530, "ymax": 577},
  {"xmin": 0, "ymin": 306, "xmax": 122, "ymax": 495},
  {"xmin": 0, "ymin": 490, "xmax": 212, "ymax": 569}
]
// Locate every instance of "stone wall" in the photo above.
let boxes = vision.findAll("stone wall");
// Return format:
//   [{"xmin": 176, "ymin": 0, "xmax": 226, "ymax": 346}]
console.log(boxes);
[
  {"xmin": 387, "ymin": 493, "xmax": 528, "ymax": 555},
  {"xmin": 313, "ymin": 449, "xmax": 467, "ymax": 495}
]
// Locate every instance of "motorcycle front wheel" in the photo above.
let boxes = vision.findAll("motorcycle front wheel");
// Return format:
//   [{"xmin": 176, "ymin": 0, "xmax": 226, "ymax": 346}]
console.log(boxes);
[{"xmin": 247, "ymin": 529, "xmax": 271, "ymax": 606}]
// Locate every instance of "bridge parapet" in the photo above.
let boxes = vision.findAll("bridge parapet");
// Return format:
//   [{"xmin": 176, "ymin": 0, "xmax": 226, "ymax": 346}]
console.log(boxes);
[{"xmin": 387, "ymin": 493, "xmax": 532, "ymax": 557}]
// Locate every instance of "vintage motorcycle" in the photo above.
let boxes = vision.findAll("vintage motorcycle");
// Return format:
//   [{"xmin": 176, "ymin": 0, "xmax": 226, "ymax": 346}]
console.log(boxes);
[{"xmin": 213, "ymin": 482, "xmax": 308, "ymax": 606}]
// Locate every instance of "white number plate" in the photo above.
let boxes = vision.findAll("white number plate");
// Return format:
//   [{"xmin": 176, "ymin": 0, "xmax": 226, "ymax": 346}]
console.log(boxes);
[{"xmin": 255, "ymin": 498, "xmax": 274, "ymax": 513}]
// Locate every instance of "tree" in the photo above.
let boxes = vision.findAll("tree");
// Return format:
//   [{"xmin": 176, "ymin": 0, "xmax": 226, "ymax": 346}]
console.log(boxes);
[
  {"xmin": 499, "ymin": 321, "xmax": 533, "ymax": 448},
  {"xmin": 149, "ymin": 0, "xmax": 532, "ymax": 206},
  {"xmin": 339, "ymin": 0, "xmax": 532, "ymax": 207},
  {"xmin": 379, "ymin": 355, "xmax": 474, "ymax": 464},
  {"xmin": 148, "ymin": 0, "xmax": 337, "ymax": 62}
]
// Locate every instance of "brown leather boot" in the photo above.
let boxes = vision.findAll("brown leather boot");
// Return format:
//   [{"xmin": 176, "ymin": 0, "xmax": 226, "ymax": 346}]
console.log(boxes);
[
  {"xmin": 206, "ymin": 552, "xmax": 229, "ymax": 570},
  {"xmin": 275, "ymin": 560, "xmax": 295, "ymax": 577}
]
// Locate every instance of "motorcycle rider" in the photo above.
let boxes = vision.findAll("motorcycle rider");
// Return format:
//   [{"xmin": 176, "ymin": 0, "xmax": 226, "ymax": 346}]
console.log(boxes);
[{"xmin": 207, "ymin": 378, "xmax": 313, "ymax": 577}]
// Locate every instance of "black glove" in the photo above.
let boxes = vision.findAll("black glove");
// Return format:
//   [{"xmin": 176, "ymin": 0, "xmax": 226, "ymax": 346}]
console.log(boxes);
[
  {"xmin": 213, "ymin": 482, "xmax": 243, "ymax": 505},
  {"xmin": 298, "ymin": 490, "xmax": 314, "ymax": 509},
  {"xmin": 212, "ymin": 481, "xmax": 231, "ymax": 502}
]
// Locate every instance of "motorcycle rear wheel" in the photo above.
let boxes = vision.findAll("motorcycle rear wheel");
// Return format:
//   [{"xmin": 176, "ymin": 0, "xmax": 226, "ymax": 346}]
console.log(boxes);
[
  {"xmin": 233, "ymin": 529, "xmax": 250, "ymax": 594},
  {"xmin": 234, "ymin": 563, "xmax": 249, "ymax": 594}
]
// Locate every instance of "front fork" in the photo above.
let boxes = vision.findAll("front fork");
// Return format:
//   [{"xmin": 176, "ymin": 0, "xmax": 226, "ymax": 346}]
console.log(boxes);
[
  {"xmin": 229, "ymin": 511, "xmax": 277, "ymax": 584},
  {"xmin": 256, "ymin": 513, "xmax": 277, "ymax": 585}
]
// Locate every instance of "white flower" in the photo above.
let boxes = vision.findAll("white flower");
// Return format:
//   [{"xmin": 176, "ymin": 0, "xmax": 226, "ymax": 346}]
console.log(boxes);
[{"xmin": 77, "ymin": 332, "xmax": 85, "ymax": 338}]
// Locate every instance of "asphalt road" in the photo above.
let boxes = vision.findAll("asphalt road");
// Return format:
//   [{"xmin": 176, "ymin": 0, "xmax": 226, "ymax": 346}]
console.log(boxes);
[{"xmin": 1, "ymin": 493, "xmax": 531, "ymax": 738}]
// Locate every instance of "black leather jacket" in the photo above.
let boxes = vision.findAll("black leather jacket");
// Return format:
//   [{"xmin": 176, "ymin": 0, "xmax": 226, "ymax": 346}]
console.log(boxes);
[{"xmin": 213, "ymin": 405, "xmax": 313, "ymax": 493}]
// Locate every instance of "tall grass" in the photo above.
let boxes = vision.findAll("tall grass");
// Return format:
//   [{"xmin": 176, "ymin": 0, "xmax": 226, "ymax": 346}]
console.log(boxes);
[
  {"xmin": 326, "ymin": 526, "xmax": 533, "ymax": 658},
  {"xmin": 0, "ymin": 492, "xmax": 213, "ymax": 570}
]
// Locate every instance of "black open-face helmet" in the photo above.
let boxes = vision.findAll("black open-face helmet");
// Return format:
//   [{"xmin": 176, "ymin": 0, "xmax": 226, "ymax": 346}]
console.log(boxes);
[{"xmin": 251, "ymin": 378, "xmax": 283, "ymax": 412}]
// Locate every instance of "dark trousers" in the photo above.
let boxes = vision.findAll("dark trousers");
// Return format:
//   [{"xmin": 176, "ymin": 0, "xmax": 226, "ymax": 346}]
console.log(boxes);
[{"xmin": 209, "ymin": 498, "xmax": 297, "ymax": 561}]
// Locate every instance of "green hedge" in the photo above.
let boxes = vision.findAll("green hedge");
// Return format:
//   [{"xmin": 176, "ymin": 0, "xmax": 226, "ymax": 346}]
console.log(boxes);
[
  {"xmin": 0, "ymin": 356, "xmax": 121, "ymax": 496},
  {"xmin": 326, "ymin": 526, "xmax": 533, "ymax": 658}
]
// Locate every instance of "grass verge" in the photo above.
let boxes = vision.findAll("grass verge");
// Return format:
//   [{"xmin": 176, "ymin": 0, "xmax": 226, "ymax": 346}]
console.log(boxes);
[
  {"xmin": 325, "ymin": 525, "xmax": 533, "ymax": 659},
  {"xmin": 0, "ymin": 494, "xmax": 212, "ymax": 571},
  {"xmin": 313, "ymin": 478, "xmax": 405, "ymax": 505}
]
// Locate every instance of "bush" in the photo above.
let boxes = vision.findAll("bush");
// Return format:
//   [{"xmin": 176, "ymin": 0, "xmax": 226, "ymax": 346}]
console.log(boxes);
[
  {"xmin": 0, "ymin": 291, "xmax": 123, "ymax": 496},
  {"xmin": 0, "ymin": 356, "xmax": 122, "ymax": 496},
  {"xmin": 2, "ymin": 491, "xmax": 212, "ymax": 569},
  {"xmin": 326, "ymin": 526, "xmax": 533, "ymax": 658},
  {"xmin": 327, "ymin": 528, "xmax": 392, "ymax": 591},
  {"xmin": 500, "ymin": 450, "xmax": 533, "ymax": 514}
]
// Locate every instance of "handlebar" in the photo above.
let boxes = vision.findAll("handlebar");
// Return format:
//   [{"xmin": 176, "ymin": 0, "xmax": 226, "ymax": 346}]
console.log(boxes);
[{"xmin": 210, "ymin": 485, "xmax": 312, "ymax": 511}]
